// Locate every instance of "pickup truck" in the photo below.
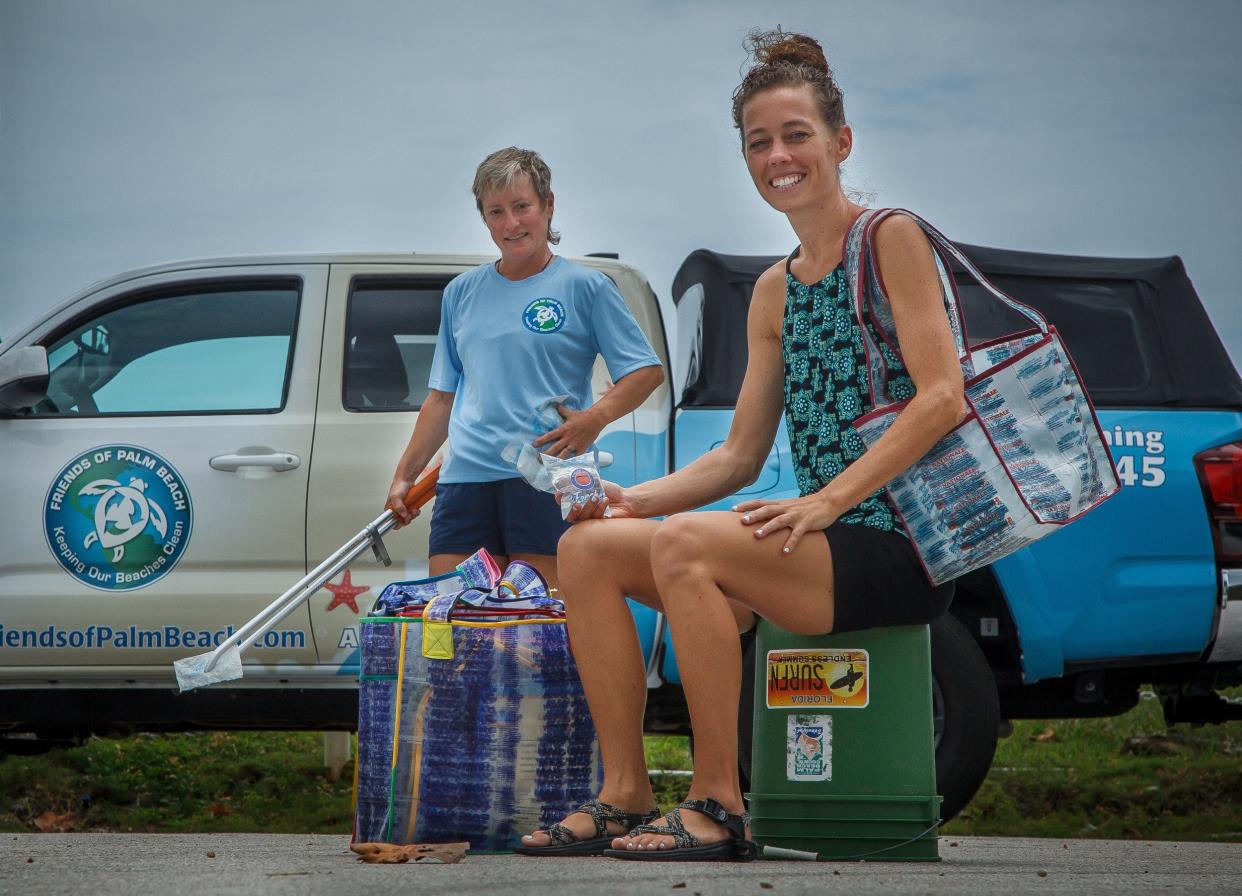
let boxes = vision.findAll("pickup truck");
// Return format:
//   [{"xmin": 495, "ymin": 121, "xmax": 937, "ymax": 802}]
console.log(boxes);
[{"xmin": 2, "ymin": 244, "xmax": 1239, "ymax": 822}]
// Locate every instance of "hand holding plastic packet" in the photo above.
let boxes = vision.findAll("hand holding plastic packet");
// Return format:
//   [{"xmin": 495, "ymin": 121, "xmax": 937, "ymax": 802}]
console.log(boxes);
[
  {"xmin": 544, "ymin": 452, "xmax": 607, "ymax": 519},
  {"xmin": 501, "ymin": 396, "xmax": 609, "ymax": 519}
]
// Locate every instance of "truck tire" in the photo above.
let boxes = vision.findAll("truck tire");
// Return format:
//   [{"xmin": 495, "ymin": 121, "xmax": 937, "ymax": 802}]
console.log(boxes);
[
  {"xmin": 931, "ymin": 613, "xmax": 1000, "ymax": 822},
  {"xmin": 737, "ymin": 616, "xmax": 999, "ymax": 822}
]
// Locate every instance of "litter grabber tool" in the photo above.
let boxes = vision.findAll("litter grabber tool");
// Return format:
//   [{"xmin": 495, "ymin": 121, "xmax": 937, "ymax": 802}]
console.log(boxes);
[{"xmin": 173, "ymin": 465, "xmax": 441, "ymax": 693}]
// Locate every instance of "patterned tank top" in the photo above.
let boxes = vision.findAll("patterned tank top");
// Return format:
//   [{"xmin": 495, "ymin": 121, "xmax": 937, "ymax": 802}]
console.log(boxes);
[{"xmin": 781, "ymin": 254, "xmax": 915, "ymax": 533}]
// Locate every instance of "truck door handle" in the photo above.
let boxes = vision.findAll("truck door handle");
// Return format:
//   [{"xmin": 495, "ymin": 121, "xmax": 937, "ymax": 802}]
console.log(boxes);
[
  {"xmin": 597, "ymin": 451, "xmax": 614, "ymax": 468},
  {"xmin": 210, "ymin": 452, "xmax": 301, "ymax": 472}
]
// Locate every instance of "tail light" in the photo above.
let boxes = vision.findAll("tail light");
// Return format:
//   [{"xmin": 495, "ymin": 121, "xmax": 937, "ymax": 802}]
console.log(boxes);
[{"xmin": 1195, "ymin": 441, "xmax": 1242, "ymax": 565}]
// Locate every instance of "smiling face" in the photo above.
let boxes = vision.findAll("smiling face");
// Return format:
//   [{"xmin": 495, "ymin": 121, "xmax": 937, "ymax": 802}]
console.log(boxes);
[
  {"xmin": 741, "ymin": 84, "xmax": 852, "ymax": 214},
  {"xmin": 480, "ymin": 174, "xmax": 554, "ymax": 269}
]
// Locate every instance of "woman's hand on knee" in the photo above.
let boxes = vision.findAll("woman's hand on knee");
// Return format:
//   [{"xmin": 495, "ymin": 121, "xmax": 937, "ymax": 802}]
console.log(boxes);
[{"xmin": 733, "ymin": 493, "xmax": 841, "ymax": 554}]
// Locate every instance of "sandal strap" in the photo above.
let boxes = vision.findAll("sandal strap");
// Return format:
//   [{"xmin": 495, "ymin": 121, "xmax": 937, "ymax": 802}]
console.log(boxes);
[
  {"xmin": 627, "ymin": 806, "xmax": 699, "ymax": 849},
  {"xmin": 619, "ymin": 799, "xmax": 756, "ymax": 859},
  {"xmin": 545, "ymin": 798, "xmax": 658, "ymax": 845},
  {"xmin": 542, "ymin": 822, "xmax": 580, "ymax": 846},
  {"xmin": 676, "ymin": 798, "xmax": 748, "ymax": 843}
]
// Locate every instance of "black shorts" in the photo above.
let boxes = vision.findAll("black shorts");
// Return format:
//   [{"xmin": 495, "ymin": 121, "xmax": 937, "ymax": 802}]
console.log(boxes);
[
  {"xmin": 428, "ymin": 478, "xmax": 569, "ymax": 557},
  {"xmin": 821, "ymin": 522, "xmax": 954, "ymax": 633}
]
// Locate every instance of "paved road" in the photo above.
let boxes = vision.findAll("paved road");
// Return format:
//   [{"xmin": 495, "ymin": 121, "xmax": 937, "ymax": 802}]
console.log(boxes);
[{"xmin": 4, "ymin": 833, "xmax": 1240, "ymax": 895}]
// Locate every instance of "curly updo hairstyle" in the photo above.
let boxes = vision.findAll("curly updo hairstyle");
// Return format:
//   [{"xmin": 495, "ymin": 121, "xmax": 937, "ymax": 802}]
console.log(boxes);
[{"xmin": 731, "ymin": 29, "xmax": 845, "ymax": 140}]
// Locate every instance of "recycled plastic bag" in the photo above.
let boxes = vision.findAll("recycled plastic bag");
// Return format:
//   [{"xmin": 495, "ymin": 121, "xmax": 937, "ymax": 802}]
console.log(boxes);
[
  {"xmin": 499, "ymin": 395, "xmax": 569, "ymax": 494},
  {"xmin": 844, "ymin": 209, "xmax": 1120, "ymax": 585},
  {"xmin": 501, "ymin": 397, "xmax": 612, "ymax": 519},
  {"xmin": 354, "ymin": 549, "xmax": 602, "ymax": 851},
  {"xmin": 543, "ymin": 452, "xmax": 607, "ymax": 519}
]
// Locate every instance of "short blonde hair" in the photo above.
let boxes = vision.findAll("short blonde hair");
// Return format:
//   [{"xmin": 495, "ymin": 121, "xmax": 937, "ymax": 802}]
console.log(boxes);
[{"xmin": 471, "ymin": 147, "xmax": 561, "ymax": 245}]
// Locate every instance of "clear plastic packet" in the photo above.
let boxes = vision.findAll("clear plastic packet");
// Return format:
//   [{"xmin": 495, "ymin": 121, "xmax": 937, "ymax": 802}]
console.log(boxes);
[
  {"xmin": 499, "ymin": 395, "xmax": 570, "ymax": 494},
  {"xmin": 543, "ymin": 451, "xmax": 607, "ymax": 519}
]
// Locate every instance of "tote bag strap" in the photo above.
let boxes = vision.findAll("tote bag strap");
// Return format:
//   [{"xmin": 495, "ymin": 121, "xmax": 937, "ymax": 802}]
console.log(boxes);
[
  {"xmin": 845, "ymin": 208, "xmax": 1052, "ymax": 405},
  {"xmin": 844, "ymin": 209, "xmax": 969, "ymax": 404},
  {"xmin": 843, "ymin": 210, "xmax": 892, "ymax": 404},
  {"xmin": 878, "ymin": 209, "xmax": 1049, "ymax": 331}
]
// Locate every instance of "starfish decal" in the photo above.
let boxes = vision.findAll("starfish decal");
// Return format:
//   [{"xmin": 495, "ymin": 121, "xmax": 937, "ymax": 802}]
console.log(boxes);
[{"xmin": 323, "ymin": 570, "xmax": 370, "ymax": 614}]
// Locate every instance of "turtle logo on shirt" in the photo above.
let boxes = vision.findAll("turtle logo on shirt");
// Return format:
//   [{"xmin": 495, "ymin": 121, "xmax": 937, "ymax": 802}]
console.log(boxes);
[{"xmin": 522, "ymin": 298, "xmax": 566, "ymax": 334}]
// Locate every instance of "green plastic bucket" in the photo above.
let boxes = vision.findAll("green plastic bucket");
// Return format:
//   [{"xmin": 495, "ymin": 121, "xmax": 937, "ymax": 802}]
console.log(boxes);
[{"xmin": 748, "ymin": 621, "xmax": 941, "ymax": 861}]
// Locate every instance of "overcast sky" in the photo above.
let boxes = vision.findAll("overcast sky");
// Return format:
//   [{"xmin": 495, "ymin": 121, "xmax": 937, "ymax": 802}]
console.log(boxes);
[{"xmin": 2, "ymin": 0, "xmax": 1240, "ymax": 363}]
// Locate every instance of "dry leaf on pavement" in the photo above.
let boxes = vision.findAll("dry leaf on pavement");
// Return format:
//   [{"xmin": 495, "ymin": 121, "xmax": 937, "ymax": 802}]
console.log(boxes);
[
  {"xmin": 33, "ymin": 810, "xmax": 79, "ymax": 833},
  {"xmin": 407, "ymin": 843, "xmax": 468, "ymax": 864},
  {"xmin": 351, "ymin": 842, "xmax": 469, "ymax": 864}
]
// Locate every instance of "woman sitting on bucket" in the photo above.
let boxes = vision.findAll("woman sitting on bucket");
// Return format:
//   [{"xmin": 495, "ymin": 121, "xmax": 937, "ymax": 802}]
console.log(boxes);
[{"xmin": 517, "ymin": 29, "xmax": 963, "ymax": 861}]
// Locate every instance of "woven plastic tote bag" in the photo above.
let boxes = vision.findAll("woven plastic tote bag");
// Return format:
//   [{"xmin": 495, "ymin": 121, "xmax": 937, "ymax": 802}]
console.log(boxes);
[
  {"xmin": 353, "ymin": 549, "xmax": 601, "ymax": 851},
  {"xmin": 844, "ymin": 209, "xmax": 1120, "ymax": 585}
]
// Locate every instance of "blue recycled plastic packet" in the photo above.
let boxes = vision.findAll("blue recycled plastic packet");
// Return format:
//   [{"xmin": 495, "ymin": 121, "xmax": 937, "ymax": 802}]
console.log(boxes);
[{"xmin": 542, "ymin": 451, "xmax": 607, "ymax": 520}]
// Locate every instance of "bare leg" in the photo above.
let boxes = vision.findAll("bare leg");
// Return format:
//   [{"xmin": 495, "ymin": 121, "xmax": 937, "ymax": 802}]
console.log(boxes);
[
  {"xmin": 615, "ymin": 511, "xmax": 836, "ymax": 852},
  {"xmin": 522, "ymin": 519, "xmax": 756, "ymax": 848},
  {"xmin": 521, "ymin": 520, "xmax": 661, "ymax": 846}
]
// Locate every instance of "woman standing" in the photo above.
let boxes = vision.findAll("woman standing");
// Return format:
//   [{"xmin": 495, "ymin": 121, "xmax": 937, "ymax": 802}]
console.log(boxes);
[
  {"xmin": 386, "ymin": 147, "xmax": 663, "ymax": 589},
  {"xmin": 519, "ymin": 32, "xmax": 963, "ymax": 861}
]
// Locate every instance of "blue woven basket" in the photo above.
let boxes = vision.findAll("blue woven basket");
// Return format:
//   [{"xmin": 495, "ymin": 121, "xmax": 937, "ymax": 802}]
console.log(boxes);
[{"xmin": 353, "ymin": 551, "xmax": 601, "ymax": 851}]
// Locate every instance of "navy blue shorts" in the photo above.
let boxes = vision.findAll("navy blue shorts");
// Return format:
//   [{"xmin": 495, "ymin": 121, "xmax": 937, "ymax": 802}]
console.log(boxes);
[{"xmin": 428, "ymin": 478, "xmax": 569, "ymax": 557}]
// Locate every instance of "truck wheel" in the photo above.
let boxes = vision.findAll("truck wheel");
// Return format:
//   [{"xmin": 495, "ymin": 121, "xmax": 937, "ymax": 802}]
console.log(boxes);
[{"xmin": 931, "ymin": 613, "xmax": 1000, "ymax": 822}]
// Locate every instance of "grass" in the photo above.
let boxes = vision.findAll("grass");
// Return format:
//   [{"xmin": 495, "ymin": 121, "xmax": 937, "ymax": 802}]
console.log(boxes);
[
  {"xmin": 2, "ymin": 689, "xmax": 1238, "ymax": 840},
  {"xmin": 942, "ymin": 690, "xmax": 1242, "ymax": 843},
  {"xmin": 644, "ymin": 735, "xmax": 694, "ymax": 809},
  {"xmin": 0, "ymin": 731, "xmax": 355, "ymax": 834}
]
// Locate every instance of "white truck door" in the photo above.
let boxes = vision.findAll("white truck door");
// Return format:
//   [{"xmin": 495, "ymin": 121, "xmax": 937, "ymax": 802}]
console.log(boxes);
[
  {"xmin": 306, "ymin": 263, "xmax": 464, "ymax": 673},
  {"xmin": 0, "ymin": 265, "xmax": 327, "ymax": 681},
  {"xmin": 305, "ymin": 259, "xmax": 672, "ymax": 675},
  {"xmin": 578, "ymin": 260, "xmax": 673, "ymax": 686},
  {"xmin": 581, "ymin": 260, "xmax": 672, "ymax": 490}
]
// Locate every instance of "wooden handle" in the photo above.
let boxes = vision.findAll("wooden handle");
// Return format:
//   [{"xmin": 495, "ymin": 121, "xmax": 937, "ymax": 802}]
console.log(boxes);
[{"xmin": 400, "ymin": 463, "xmax": 441, "ymax": 512}]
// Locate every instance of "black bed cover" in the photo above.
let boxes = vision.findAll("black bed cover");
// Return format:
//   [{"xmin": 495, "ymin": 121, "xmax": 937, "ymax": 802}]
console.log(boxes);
[{"xmin": 672, "ymin": 244, "xmax": 1242, "ymax": 410}]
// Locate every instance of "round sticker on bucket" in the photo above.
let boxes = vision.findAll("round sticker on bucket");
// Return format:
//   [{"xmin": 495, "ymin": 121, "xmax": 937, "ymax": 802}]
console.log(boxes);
[{"xmin": 43, "ymin": 445, "xmax": 193, "ymax": 592}]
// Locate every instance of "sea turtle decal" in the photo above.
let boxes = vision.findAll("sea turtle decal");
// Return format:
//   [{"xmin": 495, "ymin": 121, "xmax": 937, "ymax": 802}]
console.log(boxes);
[
  {"xmin": 44, "ymin": 445, "xmax": 192, "ymax": 591},
  {"xmin": 79, "ymin": 477, "xmax": 169, "ymax": 563}
]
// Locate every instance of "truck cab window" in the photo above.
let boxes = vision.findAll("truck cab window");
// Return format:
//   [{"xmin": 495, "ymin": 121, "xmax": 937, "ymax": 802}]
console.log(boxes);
[
  {"xmin": 343, "ymin": 281, "xmax": 444, "ymax": 411},
  {"xmin": 34, "ymin": 284, "xmax": 300, "ymax": 416}
]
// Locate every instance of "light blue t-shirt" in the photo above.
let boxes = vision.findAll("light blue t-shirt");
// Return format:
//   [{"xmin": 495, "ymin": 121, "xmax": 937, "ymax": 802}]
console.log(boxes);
[{"xmin": 429, "ymin": 257, "xmax": 660, "ymax": 483}]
